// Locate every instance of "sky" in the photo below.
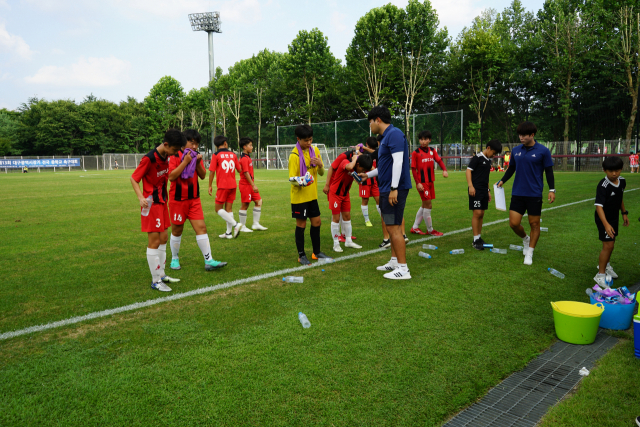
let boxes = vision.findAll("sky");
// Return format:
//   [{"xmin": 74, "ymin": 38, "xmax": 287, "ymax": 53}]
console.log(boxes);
[{"xmin": 0, "ymin": 0, "xmax": 545, "ymax": 111}]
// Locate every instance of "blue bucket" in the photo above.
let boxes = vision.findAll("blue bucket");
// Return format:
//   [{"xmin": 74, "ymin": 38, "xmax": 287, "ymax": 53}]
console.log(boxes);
[{"xmin": 590, "ymin": 295, "xmax": 637, "ymax": 330}]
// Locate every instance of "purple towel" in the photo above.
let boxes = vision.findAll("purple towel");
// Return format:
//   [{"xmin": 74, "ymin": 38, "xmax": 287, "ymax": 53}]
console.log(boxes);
[
  {"xmin": 297, "ymin": 142, "xmax": 316, "ymax": 177},
  {"xmin": 180, "ymin": 148, "xmax": 199, "ymax": 179}
]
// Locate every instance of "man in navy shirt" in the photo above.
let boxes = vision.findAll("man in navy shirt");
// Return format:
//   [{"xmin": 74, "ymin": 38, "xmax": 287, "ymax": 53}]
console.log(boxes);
[
  {"xmin": 498, "ymin": 121, "xmax": 555, "ymax": 265},
  {"xmin": 361, "ymin": 105, "xmax": 413, "ymax": 280}
]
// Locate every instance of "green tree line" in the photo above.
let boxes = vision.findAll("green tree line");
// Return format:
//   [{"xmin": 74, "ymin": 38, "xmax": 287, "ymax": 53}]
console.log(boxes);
[{"xmin": 2, "ymin": 0, "xmax": 640, "ymax": 156}]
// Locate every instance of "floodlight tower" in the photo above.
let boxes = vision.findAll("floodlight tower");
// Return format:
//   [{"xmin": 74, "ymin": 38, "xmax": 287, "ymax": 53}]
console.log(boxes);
[{"xmin": 188, "ymin": 11, "xmax": 222, "ymax": 150}]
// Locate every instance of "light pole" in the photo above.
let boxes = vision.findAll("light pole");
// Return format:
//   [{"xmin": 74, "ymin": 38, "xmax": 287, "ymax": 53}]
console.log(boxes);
[{"xmin": 188, "ymin": 12, "xmax": 222, "ymax": 152}]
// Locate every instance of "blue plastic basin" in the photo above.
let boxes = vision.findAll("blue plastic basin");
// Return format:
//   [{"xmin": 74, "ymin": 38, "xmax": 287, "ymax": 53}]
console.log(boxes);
[{"xmin": 590, "ymin": 295, "xmax": 637, "ymax": 330}]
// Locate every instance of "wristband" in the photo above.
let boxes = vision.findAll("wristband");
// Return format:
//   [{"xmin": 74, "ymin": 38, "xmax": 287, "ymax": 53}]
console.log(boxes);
[
  {"xmin": 549, "ymin": 189, "xmax": 556, "ymax": 193},
  {"xmin": 622, "ymin": 210, "xmax": 629, "ymax": 216},
  {"xmin": 390, "ymin": 186, "xmax": 398, "ymax": 191}
]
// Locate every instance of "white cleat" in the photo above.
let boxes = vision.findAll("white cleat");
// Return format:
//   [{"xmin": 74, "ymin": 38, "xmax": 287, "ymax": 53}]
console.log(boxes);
[
  {"xmin": 593, "ymin": 275, "xmax": 607, "ymax": 287},
  {"xmin": 240, "ymin": 225, "xmax": 254, "ymax": 233},
  {"xmin": 219, "ymin": 232, "xmax": 233, "ymax": 239},
  {"xmin": 161, "ymin": 275, "xmax": 180, "ymax": 283},
  {"xmin": 377, "ymin": 261, "xmax": 399, "ymax": 271},
  {"xmin": 596, "ymin": 265, "xmax": 618, "ymax": 279},
  {"xmin": 233, "ymin": 222, "xmax": 243, "ymax": 238},
  {"xmin": 522, "ymin": 236, "xmax": 530, "ymax": 255},
  {"xmin": 151, "ymin": 281, "xmax": 172, "ymax": 292},
  {"xmin": 345, "ymin": 240, "xmax": 362, "ymax": 249},
  {"xmin": 383, "ymin": 267, "xmax": 412, "ymax": 280},
  {"xmin": 524, "ymin": 252, "xmax": 533, "ymax": 266},
  {"xmin": 252, "ymin": 223, "xmax": 268, "ymax": 231},
  {"xmin": 333, "ymin": 243, "xmax": 343, "ymax": 253}
]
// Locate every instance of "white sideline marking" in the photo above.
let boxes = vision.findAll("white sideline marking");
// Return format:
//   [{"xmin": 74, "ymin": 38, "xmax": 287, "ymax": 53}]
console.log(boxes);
[{"xmin": 1, "ymin": 190, "xmax": 637, "ymax": 341}]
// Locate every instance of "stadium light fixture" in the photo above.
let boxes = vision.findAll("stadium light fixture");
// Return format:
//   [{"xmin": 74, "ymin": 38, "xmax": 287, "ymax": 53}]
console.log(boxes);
[{"xmin": 188, "ymin": 11, "xmax": 222, "ymax": 149}]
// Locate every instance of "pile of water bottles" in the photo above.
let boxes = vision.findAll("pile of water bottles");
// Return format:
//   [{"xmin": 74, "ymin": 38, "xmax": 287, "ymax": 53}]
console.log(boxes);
[{"xmin": 586, "ymin": 276, "xmax": 636, "ymax": 305}]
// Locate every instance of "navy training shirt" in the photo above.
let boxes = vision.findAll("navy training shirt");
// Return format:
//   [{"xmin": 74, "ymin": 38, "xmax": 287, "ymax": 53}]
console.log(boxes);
[
  {"xmin": 510, "ymin": 142, "xmax": 554, "ymax": 197},
  {"xmin": 377, "ymin": 124, "xmax": 412, "ymax": 193}
]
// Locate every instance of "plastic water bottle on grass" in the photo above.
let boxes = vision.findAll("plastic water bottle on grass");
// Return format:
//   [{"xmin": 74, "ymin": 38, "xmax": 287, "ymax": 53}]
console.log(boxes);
[
  {"xmin": 509, "ymin": 244, "xmax": 523, "ymax": 251},
  {"xmin": 540, "ymin": 227, "xmax": 549, "ymax": 232},
  {"xmin": 141, "ymin": 195, "xmax": 153, "ymax": 216},
  {"xmin": 548, "ymin": 268, "xmax": 565, "ymax": 279},
  {"xmin": 298, "ymin": 312, "xmax": 311, "ymax": 328},
  {"xmin": 418, "ymin": 251, "xmax": 431, "ymax": 259},
  {"xmin": 283, "ymin": 276, "xmax": 304, "ymax": 283},
  {"xmin": 450, "ymin": 249, "xmax": 464, "ymax": 255},
  {"xmin": 422, "ymin": 244, "xmax": 438, "ymax": 250},
  {"xmin": 490, "ymin": 248, "xmax": 507, "ymax": 254}
]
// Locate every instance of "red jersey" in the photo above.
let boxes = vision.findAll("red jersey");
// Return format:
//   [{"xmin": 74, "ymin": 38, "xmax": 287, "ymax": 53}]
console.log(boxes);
[
  {"xmin": 411, "ymin": 146, "xmax": 447, "ymax": 184},
  {"xmin": 330, "ymin": 159, "xmax": 355, "ymax": 197},
  {"xmin": 131, "ymin": 149, "xmax": 170, "ymax": 204},
  {"xmin": 208, "ymin": 149, "xmax": 241, "ymax": 189},
  {"xmin": 330, "ymin": 151, "xmax": 355, "ymax": 183},
  {"xmin": 238, "ymin": 153, "xmax": 254, "ymax": 186},
  {"xmin": 168, "ymin": 151, "xmax": 205, "ymax": 201},
  {"xmin": 361, "ymin": 159, "xmax": 377, "ymax": 186}
]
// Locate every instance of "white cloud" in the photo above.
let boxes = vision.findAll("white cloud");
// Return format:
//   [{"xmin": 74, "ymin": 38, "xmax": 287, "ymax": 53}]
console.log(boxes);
[
  {"xmin": 330, "ymin": 11, "xmax": 348, "ymax": 34},
  {"xmin": 0, "ymin": 23, "xmax": 34, "ymax": 59},
  {"xmin": 25, "ymin": 56, "xmax": 131, "ymax": 87},
  {"xmin": 51, "ymin": 48, "xmax": 65, "ymax": 55},
  {"xmin": 111, "ymin": 0, "xmax": 263, "ymax": 23}
]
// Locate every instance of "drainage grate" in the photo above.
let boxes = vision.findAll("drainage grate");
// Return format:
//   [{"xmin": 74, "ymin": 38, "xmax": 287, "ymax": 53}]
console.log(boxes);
[{"xmin": 443, "ymin": 331, "xmax": 618, "ymax": 427}]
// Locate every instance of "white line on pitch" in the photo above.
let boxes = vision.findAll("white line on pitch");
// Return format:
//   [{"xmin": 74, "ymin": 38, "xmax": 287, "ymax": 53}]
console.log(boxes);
[{"xmin": 1, "ymin": 190, "xmax": 637, "ymax": 341}]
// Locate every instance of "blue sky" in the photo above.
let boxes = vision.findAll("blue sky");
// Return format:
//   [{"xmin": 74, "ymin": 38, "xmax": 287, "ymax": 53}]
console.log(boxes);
[{"xmin": 0, "ymin": 0, "xmax": 545, "ymax": 111}]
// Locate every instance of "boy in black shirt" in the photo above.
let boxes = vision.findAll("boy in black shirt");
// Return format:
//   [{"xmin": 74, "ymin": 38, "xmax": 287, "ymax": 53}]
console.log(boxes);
[
  {"xmin": 594, "ymin": 156, "xmax": 629, "ymax": 286},
  {"xmin": 466, "ymin": 139, "xmax": 502, "ymax": 250}
]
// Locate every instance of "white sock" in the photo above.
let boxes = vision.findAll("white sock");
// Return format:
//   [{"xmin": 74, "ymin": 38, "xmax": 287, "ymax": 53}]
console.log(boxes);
[
  {"xmin": 339, "ymin": 216, "xmax": 344, "ymax": 235},
  {"xmin": 170, "ymin": 234, "xmax": 181, "ymax": 260},
  {"xmin": 390, "ymin": 256, "xmax": 398, "ymax": 264},
  {"xmin": 474, "ymin": 234, "xmax": 481, "ymax": 242},
  {"xmin": 343, "ymin": 220, "xmax": 353, "ymax": 243},
  {"xmin": 331, "ymin": 221, "xmax": 340, "ymax": 245},
  {"xmin": 523, "ymin": 235, "xmax": 529, "ymax": 244},
  {"xmin": 376, "ymin": 205, "xmax": 381, "ymax": 217},
  {"xmin": 196, "ymin": 234, "xmax": 212, "ymax": 262},
  {"xmin": 423, "ymin": 209, "xmax": 433, "ymax": 232},
  {"xmin": 413, "ymin": 207, "xmax": 424, "ymax": 229},
  {"xmin": 239, "ymin": 210, "xmax": 247, "ymax": 227},
  {"xmin": 158, "ymin": 244, "xmax": 167, "ymax": 278},
  {"xmin": 253, "ymin": 207, "xmax": 262, "ymax": 225},
  {"xmin": 606, "ymin": 262, "xmax": 611, "ymax": 268},
  {"xmin": 398, "ymin": 263, "xmax": 408, "ymax": 271},
  {"xmin": 217, "ymin": 209, "xmax": 236, "ymax": 233},
  {"xmin": 361, "ymin": 206, "xmax": 370, "ymax": 222},
  {"xmin": 146, "ymin": 248, "xmax": 161, "ymax": 283},
  {"xmin": 527, "ymin": 247, "xmax": 534, "ymax": 256}
]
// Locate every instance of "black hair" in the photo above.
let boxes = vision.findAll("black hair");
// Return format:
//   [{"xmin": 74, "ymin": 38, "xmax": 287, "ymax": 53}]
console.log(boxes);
[
  {"xmin": 214, "ymin": 135, "xmax": 228, "ymax": 148},
  {"xmin": 356, "ymin": 154, "xmax": 373, "ymax": 171},
  {"xmin": 486, "ymin": 139, "xmax": 503, "ymax": 154},
  {"xmin": 295, "ymin": 124, "xmax": 313, "ymax": 139},
  {"xmin": 164, "ymin": 128, "xmax": 186, "ymax": 148},
  {"xmin": 602, "ymin": 156, "xmax": 624, "ymax": 171},
  {"xmin": 516, "ymin": 121, "xmax": 537, "ymax": 136},
  {"xmin": 365, "ymin": 136, "xmax": 378, "ymax": 149},
  {"xmin": 367, "ymin": 105, "xmax": 391, "ymax": 124},
  {"xmin": 418, "ymin": 130, "xmax": 432, "ymax": 140},
  {"xmin": 239, "ymin": 137, "xmax": 253, "ymax": 149},
  {"xmin": 631, "ymin": 151, "xmax": 635, "ymax": 154},
  {"xmin": 183, "ymin": 129, "xmax": 201, "ymax": 144}
]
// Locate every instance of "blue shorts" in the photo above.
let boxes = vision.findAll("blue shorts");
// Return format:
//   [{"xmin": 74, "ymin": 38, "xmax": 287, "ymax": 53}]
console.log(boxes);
[{"xmin": 379, "ymin": 189, "xmax": 409, "ymax": 226}]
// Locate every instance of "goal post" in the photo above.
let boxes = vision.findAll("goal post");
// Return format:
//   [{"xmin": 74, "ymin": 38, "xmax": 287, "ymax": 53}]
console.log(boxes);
[{"xmin": 266, "ymin": 144, "xmax": 332, "ymax": 170}]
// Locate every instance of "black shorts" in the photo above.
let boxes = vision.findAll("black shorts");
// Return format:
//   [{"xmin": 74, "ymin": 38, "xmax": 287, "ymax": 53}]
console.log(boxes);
[
  {"xmin": 595, "ymin": 216, "xmax": 618, "ymax": 242},
  {"xmin": 291, "ymin": 200, "xmax": 321, "ymax": 220},
  {"xmin": 509, "ymin": 195, "xmax": 543, "ymax": 217},
  {"xmin": 469, "ymin": 189, "xmax": 489, "ymax": 210},
  {"xmin": 379, "ymin": 189, "xmax": 409, "ymax": 226}
]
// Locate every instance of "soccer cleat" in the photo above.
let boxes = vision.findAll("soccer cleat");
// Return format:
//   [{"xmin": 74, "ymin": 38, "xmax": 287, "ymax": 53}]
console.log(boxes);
[
  {"xmin": 472, "ymin": 238, "xmax": 485, "ymax": 251},
  {"xmin": 379, "ymin": 239, "xmax": 391, "ymax": 249},
  {"xmin": 345, "ymin": 240, "xmax": 362, "ymax": 249},
  {"xmin": 522, "ymin": 236, "xmax": 530, "ymax": 255},
  {"xmin": 205, "ymin": 259, "xmax": 227, "ymax": 270},
  {"xmin": 240, "ymin": 225, "xmax": 253, "ymax": 233},
  {"xmin": 161, "ymin": 275, "xmax": 181, "ymax": 283},
  {"xmin": 595, "ymin": 265, "xmax": 618, "ymax": 279},
  {"xmin": 383, "ymin": 268, "xmax": 412, "ymax": 280},
  {"xmin": 252, "ymin": 223, "xmax": 268, "ymax": 231},
  {"xmin": 365, "ymin": 221, "xmax": 373, "ymax": 227},
  {"xmin": 404, "ymin": 234, "xmax": 409, "ymax": 243},
  {"xmin": 219, "ymin": 232, "xmax": 233, "ymax": 239},
  {"xmin": 313, "ymin": 252, "xmax": 331, "ymax": 260},
  {"xmin": 410, "ymin": 227, "xmax": 427, "ymax": 235},
  {"xmin": 341, "ymin": 233, "xmax": 356, "ymax": 241},
  {"xmin": 151, "ymin": 281, "xmax": 172, "ymax": 292},
  {"xmin": 636, "ymin": 416, "xmax": 640, "ymax": 427},
  {"xmin": 233, "ymin": 222, "xmax": 243, "ymax": 238},
  {"xmin": 338, "ymin": 235, "xmax": 346, "ymax": 243},
  {"xmin": 298, "ymin": 255, "xmax": 311, "ymax": 265},
  {"xmin": 593, "ymin": 274, "xmax": 606, "ymax": 288},
  {"xmin": 333, "ymin": 243, "xmax": 343, "ymax": 253},
  {"xmin": 524, "ymin": 250, "xmax": 533, "ymax": 266},
  {"xmin": 377, "ymin": 261, "xmax": 399, "ymax": 271},
  {"xmin": 427, "ymin": 229, "xmax": 444, "ymax": 237},
  {"xmin": 170, "ymin": 259, "xmax": 181, "ymax": 270}
]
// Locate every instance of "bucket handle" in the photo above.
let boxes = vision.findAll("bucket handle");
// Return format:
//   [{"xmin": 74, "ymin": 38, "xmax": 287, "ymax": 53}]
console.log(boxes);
[{"xmin": 595, "ymin": 302, "xmax": 605, "ymax": 312}]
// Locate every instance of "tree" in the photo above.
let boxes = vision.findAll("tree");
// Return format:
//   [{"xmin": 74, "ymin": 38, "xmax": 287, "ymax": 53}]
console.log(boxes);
[
  {"xmin": 0, "ymin": 109, "xmax": 20, "ymax": 155},
  {"xmin": 144, "ymin": 76, "xmax": 185, "ymax": 144}
]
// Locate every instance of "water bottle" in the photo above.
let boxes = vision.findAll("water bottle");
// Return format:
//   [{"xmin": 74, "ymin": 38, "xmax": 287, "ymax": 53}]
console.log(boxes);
[
  {"xmin": 540, "ymin": 227, "xmax": 549, "ymax": 232},
  {"xmin": 350, "ymin": 171, "xmax": 363, "ymax": 183},
  {"xmin": 316, "ymin": 258, "xmax": 335, "ymax": 265},
  {"xmin": 548, "ymin": 268, "xmax": 565, "ymax": 279},
  {"xmin": 298, "ymin": 312, "xmax": 311, "ymax": 328},
  {"xmin": 509, "ymin": 244, "xmax": 523, "ymax": 251},
  {"xmin": 586, "ymin": 288, "xmax": 593, "ymax": 297},
  {"xmin": 634, "ymin": 314, "xmax": 640, "ymax": 359},
  {"xmin": 605, "ymin": 274, "xmax": 613, "ymax": 288},
  {"xmin": 418, "ymin": 251, "xmax": 431, "ymax": 259},
  {"xmin": 283, "ymin": 276, "xmax": 304, "ymax": 283},
  {"xmin": 490, "ymin": 248, "xmax": 507, "ymax": 254},
  {"xmin": 450, "ymin": 249, "xmax": 464, "ymax": 255},
  {"xmin": 422, "ymin": 244, "xmax": 438, "ymax": 250},
  {"xmin": 141, "ymin": 195, "xmax": 153, "ymax": 216}
]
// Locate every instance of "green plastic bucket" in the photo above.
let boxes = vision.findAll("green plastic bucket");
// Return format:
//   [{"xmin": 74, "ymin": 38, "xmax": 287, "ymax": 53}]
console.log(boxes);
[{"xmin": 551, "ymin": 301, "xmax": 604, "ymax": 345}]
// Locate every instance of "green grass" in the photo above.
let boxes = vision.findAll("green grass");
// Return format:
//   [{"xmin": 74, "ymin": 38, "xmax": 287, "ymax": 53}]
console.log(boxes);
[{"xmin": 0, "ymin": 169, "xmax": 639, "ymax": 426}]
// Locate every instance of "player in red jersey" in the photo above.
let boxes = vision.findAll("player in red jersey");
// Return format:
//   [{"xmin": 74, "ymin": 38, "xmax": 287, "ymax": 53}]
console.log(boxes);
[
  {"xmin": 410, "ymin": 130, "xmax": 448, "ymax": 236},
  {"xmin": 167, "ymin": 129, "xmax": 227, "ymax": 272},
  {"xmin": 208, "ymin": 135, "xmax": 243, "ymax": 239},
  {"xmin": 323, "ymin": 149, "xmax": 358, "ymax": 243},
  {"xmin": 238, "ymin": 137, "xmax": 267, "ymax": 232},
  {"xmin": 130, "ymin": 129, "xmax": 183, "ymax": 292},
  {"xmin": 329, "ymin": 152, "xmax": 373, "ymax": 252},
  {"xmin": 630, "ymin": 151, "xmax": 638, "ymax": 173},
  {"xmin": 359, "ymin": 137, "xmax": 381, "ymax": 227}
]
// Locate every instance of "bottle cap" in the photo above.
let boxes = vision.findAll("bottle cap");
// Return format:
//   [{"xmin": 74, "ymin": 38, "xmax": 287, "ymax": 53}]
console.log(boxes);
[
  {"xmin": 282, "ymin": 278, "xmax": 286, "ymax": 281},
  {"xmin": 547, "ymin": 268, "xmax": 551, "ymax": 271}
]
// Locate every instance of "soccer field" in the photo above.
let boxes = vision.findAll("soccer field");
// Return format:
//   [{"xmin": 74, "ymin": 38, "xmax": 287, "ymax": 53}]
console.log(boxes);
[{"xmin": 1, "ymin": 170, "xmax": 639, "ymax": 426}]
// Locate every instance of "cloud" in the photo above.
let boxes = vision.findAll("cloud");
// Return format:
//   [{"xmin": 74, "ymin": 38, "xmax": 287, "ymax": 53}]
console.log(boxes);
[
  {"xmin": 330, "ymin": 11, "xmax": 348, "ymax": 34},
  {"xmin": 51, "ymin": 48, "xmax": 65, "ymax": 55},
  {"xmin": 0, "ymin": 23, "xmax": 34, "ymax": 59},
  {"xmin": 25, "ymin": 56, "xmax": 131, "ymax": 87},
  {"xmin": 111, "ymin": 0, "xmax": 263, "ymax": 23}
]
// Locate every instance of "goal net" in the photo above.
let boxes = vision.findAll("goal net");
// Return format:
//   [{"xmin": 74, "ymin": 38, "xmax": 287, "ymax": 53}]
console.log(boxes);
[{"xmin": 265, "ymin": 144, "xmax": 332, "ymax": 170}]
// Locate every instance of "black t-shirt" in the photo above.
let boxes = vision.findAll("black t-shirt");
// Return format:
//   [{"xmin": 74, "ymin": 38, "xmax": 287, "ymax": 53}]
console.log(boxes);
[
  {"xmin": 370, "ymin": 148, "xmax": 379, "ymax": 162},
  {"xmin": 467, "ymin": 153, "xmax": 492, "ymax": 191},
  {"xmin": 595, "ymin": 177, "xmax": 626, "ymax": 222}
]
